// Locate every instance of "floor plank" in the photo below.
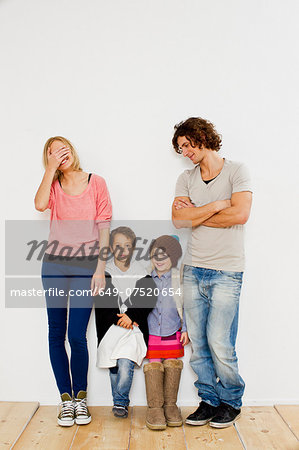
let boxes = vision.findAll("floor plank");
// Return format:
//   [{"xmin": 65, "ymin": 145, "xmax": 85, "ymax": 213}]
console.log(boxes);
[
  {"xmin": 0, "ymin": 401, "xmax": 39, "ymax": 448},
  {"xmin": 13, "ymin": 406, "xmax": 78, "ymax": 450},
  {"xmin": 235, "ymin": 406, "xmax": 299, "ymax": 450},
  {"xmin": 3, "ymin": 402, "xmax": 299, "ymax": 449},
  {"xmin": 181, "ymin": 407, "xmax": 243, "ymax": 449},
  {"xmin": 275, "ymin": 405, "xmax": 299, "ymax": 441},
  {"xmin": 129, "ymin": 406, "xmax": 186, "ymax": 450},
  {"xmin": 71, "ymin": 406, "xmax": 131, "ymax": 450}
]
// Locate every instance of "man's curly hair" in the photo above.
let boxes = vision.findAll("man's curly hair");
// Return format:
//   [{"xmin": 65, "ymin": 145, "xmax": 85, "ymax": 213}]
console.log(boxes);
[{"xmin": 172, "ymin": 117, "xmax": 222, "ymax": 153}]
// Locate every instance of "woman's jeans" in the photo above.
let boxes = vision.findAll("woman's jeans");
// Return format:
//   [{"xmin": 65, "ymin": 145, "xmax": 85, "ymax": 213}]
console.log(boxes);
[
  {"xmin": 183, "ymin": 265, "xmax": 245, "ymax": 409},
  {"xmin": 41, "ymin": 258, "xmax": 95, "ymax": 397},
  {"xmin": 109, "ymin": 359, "xmax": 135, "ymax": 407}
]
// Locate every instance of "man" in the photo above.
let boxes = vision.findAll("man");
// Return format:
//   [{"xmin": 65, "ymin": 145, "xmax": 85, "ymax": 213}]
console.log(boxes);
[{"xmin": 172, "ymin": 117, "xmax": 252, "ymax": 428}]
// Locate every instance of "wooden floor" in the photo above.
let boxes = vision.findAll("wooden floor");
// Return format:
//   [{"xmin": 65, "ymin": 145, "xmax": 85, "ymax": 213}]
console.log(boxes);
[{"xmin": 1, "ymin": 403, "xmax": 299, "ymax": 449}]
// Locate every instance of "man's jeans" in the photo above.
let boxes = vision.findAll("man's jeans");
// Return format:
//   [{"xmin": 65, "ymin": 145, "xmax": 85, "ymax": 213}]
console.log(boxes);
[
  {"xmin": 183, "ymin": 265, "xmax": 245, "ymax": 409},
  {"xmin": 109, "ymin": 358, "xmax": 135, "ymax": 407}
]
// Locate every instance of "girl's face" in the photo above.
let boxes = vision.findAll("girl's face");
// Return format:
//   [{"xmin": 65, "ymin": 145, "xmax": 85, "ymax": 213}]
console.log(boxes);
[
  {"xmin": 152, "ymin": 247, "xmax": 172, "ymax": 274},
  {"xmin": 111, "ymin": 233, "xmax": 134, "ymax": 263},
  {"xmin": 49, "ymin": 140, "xmax": 74, "ymax": 171}
]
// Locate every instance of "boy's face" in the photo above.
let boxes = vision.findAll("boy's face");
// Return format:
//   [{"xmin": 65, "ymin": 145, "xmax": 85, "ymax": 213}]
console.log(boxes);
[
  {"xmin": 111, "ymin": 233, "xmax": 134, "ymax": 263},
  {"xmin": 152, "ymin": 247, "xmax": 172, "ymax": 273}
]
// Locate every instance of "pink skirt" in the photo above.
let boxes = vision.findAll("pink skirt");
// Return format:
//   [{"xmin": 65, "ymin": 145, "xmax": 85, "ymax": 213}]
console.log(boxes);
[{"xmin": 146, "ymin": 331, "xmax": 184, "ymax": 359}]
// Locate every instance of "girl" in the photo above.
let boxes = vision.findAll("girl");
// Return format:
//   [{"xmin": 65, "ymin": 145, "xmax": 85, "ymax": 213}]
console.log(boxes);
[
  {"xmin": 95, "ymin": 227, "xmax": 157, "ymax": 418},
  {"xmin": 143, "ymin": 235, "xmax": 189, "ymax": 430},
  {"xmin": 35, "ymin": 136, "xmax": 112, "ymax": 426}
]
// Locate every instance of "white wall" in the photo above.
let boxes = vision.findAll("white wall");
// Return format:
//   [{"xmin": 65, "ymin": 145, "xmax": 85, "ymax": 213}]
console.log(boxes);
[{"xmin": 1, "ymin": 0, "xmax": 299, "ymax": 405}]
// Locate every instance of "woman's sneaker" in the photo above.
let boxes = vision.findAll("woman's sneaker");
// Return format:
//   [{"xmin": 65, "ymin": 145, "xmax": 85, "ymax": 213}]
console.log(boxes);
[
  {"xmin": 57, "ymin": 393, "xmax": 75, "ymax": 427},
  {"xmin": 74, "ymin": 391, "xmax": 91, "ymax": 425}
]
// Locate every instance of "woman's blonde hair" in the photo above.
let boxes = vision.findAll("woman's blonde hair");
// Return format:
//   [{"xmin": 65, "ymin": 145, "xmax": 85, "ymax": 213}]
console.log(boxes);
[{"xmin": 42, "ymin": 136, "xmax": 82, "ymax": 181}]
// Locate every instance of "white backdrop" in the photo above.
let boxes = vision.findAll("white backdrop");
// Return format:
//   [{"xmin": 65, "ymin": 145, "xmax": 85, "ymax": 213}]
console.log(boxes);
[{"xmin": 1, "ymin": 0, "xmax": 299, "ymax": 406}]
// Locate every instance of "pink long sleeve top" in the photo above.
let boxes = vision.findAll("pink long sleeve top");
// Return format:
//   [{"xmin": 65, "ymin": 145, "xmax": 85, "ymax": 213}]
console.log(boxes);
[{"xmin": 46, "ymin": 173, "xmax": 112, "ymax": 257}]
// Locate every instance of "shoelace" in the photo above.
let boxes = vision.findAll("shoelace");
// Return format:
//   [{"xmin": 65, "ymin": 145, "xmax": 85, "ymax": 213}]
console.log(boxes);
[
  {"xmin": 75, "ymin": 398, "xmax": 88, "ymax": 416},
  {"xmin": 59, "ymin": 400, "xmax": 74, "ymax": 418}
]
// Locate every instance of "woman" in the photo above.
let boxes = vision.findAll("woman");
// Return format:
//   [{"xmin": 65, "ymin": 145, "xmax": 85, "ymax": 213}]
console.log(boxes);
[{"xmin": 34, "ymin": 136, "xmax": 112, "ymax": 426}]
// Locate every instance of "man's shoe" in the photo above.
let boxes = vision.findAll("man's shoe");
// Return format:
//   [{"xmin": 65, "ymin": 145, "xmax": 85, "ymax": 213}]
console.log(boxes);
[
  {"xmin": 57, "ymin": 393, "xmax": 75, "ymax": 427},
  {"xmin": 74, "ymin": 391, "xmax": 91, "ymax": 425},
  {"xmin": 185, "ymin": 401, "xmax": 218, "ymax": 426},
  {"xmin": 112, "ymin": 405, "xmax": 129, "ymax": 418},
  {"xmin": 209, "ymin": 403, "xmax": 241, "ymax": 428}
]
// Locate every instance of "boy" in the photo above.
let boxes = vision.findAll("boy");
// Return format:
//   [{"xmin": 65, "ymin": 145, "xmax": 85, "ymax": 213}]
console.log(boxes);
[{"xmin": 95, "ymin": 226, "xmax": 157, "ymax": 418}]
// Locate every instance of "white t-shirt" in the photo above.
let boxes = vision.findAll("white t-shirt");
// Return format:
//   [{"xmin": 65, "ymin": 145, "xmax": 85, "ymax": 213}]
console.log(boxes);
[{"xmin": 105, "ymin": 258, "xmax": 148, "ymax": 311}]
